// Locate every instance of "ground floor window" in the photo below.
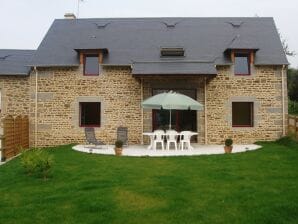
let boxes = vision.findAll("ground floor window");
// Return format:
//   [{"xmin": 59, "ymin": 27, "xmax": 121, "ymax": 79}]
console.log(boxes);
[
  {"xmin": 80, "ymin": 102, "xmax": 101, "ymax": 127},
  {"xmin": 232, "ymin": 102, "xmax": 254, "ymax": 127}
]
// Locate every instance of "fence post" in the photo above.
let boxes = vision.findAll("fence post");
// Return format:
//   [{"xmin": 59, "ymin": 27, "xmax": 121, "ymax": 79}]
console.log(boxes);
[
  {"xmin": 0, "ymin": 135, "xmax": 4, "ymax": 161},
  {"xmin": 296, "ymin": 116, "xmax": 298, "ymax": 140},
  {"xmin": 3, "ymin": 115, "xmax": 15, "ymax": 159},
  {"xmin": 21, "ymin": 115, "xmax": 29, "ymax": 149},
  {"xmin": 14, "ymin": 115, "xmax": 22, "ymax": 154}
]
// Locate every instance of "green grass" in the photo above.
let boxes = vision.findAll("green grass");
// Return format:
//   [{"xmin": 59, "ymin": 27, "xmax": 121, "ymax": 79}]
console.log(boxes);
[{"xmin": 0, "ymin": 141, "xmax": 297, "ymax": 224}]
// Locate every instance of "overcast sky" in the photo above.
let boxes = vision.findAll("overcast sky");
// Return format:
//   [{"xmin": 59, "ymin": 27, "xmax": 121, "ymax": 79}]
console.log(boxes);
[{"xmin": 0, "ymin": 0, "xmax": 297, "ymax": 68}]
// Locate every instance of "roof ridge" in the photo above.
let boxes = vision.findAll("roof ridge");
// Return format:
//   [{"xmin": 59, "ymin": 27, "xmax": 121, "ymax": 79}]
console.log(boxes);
[{"xmin": 54, "ymin": 17, "xmax": 274, "ymax": 21}]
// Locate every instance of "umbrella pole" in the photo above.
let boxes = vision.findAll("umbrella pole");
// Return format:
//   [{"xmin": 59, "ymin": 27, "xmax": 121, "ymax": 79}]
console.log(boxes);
[{"xmin": 169, "ymin": 109, "xmax": 171, "ymax": 130}]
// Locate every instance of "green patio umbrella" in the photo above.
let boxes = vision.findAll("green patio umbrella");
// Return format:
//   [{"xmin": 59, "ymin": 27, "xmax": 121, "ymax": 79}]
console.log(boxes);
[{"xmin": 141, "ymin": 91, "xmax": 203, "ymax": 129}]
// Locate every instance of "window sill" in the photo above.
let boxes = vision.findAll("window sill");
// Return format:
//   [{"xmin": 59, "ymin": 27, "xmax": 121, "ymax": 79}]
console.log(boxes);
[
  {"xmin": 80, "ymin": 125, "xmax": 101, "ymax": 128},
  {"xmin": 231, "ymin": 126, "xmax": 255, "ymax": 131},
  {"xmin": 232, "ymin": 125, "xmax": 253, "ymax": 127}
]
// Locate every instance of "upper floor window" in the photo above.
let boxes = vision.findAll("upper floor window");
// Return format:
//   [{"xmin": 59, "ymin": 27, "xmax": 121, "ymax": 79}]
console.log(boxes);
[
  {"xmin": 84, "ymin": 54, "xmax": 99, "ymax": 76},
  {"xmin": 234, "ymin": 52, "xmax": 251, "ymax": 76}
]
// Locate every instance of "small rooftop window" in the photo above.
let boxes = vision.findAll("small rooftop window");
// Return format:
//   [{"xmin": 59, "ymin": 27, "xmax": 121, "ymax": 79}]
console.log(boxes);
[
  {"xmin": 95, "ymin": 22, "xmax": 110, "ymax": 29},
  {"xmin": 160, "ymin": 48, "xmax": 185, "ymax": 57},
  {"xmin": 0, "ymin": 55, "xmax": 10, "ymax": 60},
  {"xmin": 162, "ymin": 21, "xmax": 179, "ymax": 28},
  {"xmin": 227, "ymin": 21, "xmax": 243, "ymax": 28}
]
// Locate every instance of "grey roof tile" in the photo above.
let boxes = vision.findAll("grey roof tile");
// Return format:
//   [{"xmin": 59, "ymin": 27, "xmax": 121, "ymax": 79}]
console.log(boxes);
[
  {"xmin": 0, "ymin": 50, "xmax": 35, "ymax": 75},
  {"xmin": 21, "ymin": 17, "xmax": 289, "ymax": 75},
  {"xmin": 132, "ymin": 62, "xmax": 217, "ymax": 75}
]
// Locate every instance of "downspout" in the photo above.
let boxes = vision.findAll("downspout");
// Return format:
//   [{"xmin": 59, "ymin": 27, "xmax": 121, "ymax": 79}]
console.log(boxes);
[
  {"xmin": 281, "ymin": 65, "xmax": 286, "ymax": 136},
  {"xmin": 34, "ymin": 67, "xmax": 38, "ymax": 147},
  {"xmin": 204, "ymin": 77, "xmax": 207, "ymax": 144},
  {"xmin": 141, "ymin": 78, "xmax": 144, "ymax": 144}
]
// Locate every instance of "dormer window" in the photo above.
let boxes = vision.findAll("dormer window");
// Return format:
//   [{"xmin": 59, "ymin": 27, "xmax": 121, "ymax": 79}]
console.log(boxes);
[
  {"xmin": 160, "ymin": 47, "xmax": 185, "ymax": 57},
  {"xmin": 84, "ymin": 54, "xmax": 99, "ymax": 76},
  {"xmin": 231, "ymin": 50, "xmax": 254, "ymax": 76},
  {"xmin": 76, "ymin": 49, "xmax": 106, "ymax": 76},
  {"xmin": 234, "ymin": 52, "xmax": 250, "ymax": 75}
]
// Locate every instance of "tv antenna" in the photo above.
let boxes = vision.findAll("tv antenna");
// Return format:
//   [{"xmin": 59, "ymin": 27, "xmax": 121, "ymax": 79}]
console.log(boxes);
[{"xmin": 77, "ymin": 0, "xmax": 85, "ymax": 18}]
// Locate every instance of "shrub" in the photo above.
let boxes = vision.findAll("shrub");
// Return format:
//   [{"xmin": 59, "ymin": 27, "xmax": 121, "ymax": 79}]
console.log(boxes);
[
  {"xmin": 20, "ymin": 149, "xmax": 53, "ymax": 180},
  {"xmin": 225, "ymin": 138, "xmax": 233, "ymax": 147},
  {"xmin": 115, "ymin": 140, "xmax": 123, "ymax": 148},
  {"xmin": 275, "ymin": 136, "xmax": 298, "ymax": 148},
  {"xmin": 289, "ymin": 100, "xmax": 298, "ymax": 115}
]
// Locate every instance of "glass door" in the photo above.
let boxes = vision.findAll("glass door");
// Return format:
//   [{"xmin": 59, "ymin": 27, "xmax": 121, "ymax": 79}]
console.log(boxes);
[{"xmin": 152, "ymin": 89, "xmax": 197, "ymax": 133}]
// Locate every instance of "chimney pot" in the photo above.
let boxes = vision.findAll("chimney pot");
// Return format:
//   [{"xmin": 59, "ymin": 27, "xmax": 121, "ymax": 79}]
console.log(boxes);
[{"xmin": 64, "ymin": 13, "xmax": 76, "ymax": 19}]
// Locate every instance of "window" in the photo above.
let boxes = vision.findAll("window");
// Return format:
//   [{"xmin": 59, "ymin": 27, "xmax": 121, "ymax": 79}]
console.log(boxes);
[
  {"xmin": 160, "ymin": 48, "xmax": 185, "ymax": 57},
  {"xmin": 234, "ymin": 53, "xmax": 250, "ymax": 75},
  {"xmin": 84, "ymin": 54, "xmax": 99, "ymax": 76},
  {"xmin": 232, "ymin": 102, "xmax": 253, "ymax": 127},
  {"xmin": 80, "ymin": 102, "xmax": 101, "ymax": 127}
]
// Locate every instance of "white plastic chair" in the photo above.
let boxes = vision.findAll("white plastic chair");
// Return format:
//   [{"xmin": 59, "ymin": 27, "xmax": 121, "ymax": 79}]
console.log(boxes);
[
  {"xmin": 153, "ymin": 130, "xmax": 165, "ymax": 150},
  {"xmin": 179, "ymin": 131, "xmax": 193, "ymax": 150},
  {"xmin": 166, "ymin": 130, "xmax": 179, "ymax": 150}
]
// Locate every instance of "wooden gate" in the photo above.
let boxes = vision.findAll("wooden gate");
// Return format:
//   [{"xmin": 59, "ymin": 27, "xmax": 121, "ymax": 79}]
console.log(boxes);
[{"xmin": 1, "ymin": 115, "xmax": 29, "ymax": 160}]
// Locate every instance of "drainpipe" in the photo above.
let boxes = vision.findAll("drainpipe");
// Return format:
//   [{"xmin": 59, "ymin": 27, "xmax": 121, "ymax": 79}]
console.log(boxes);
[
  {"xmin": 204, "ymin": 77, "xmax": 207, "ymax": 144},
  {"xmin": 281, "ymin": 65, "xmax": 286, "ymax": 136},
  {"xmin": 34, "ymin": 66, "xmax": 38, "ymax": 148},
  {"xmin": 141, "ymin": 78, "xmax": 144, "ymax": 144}
]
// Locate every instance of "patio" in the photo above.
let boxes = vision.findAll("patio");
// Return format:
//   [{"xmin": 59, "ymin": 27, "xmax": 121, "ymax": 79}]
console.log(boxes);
[{"xmin": 72, "ymin": 144, "xmax": 261, "ymax": 157}]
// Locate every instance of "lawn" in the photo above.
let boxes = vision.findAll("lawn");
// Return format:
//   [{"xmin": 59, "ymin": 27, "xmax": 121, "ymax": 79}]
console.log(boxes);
[{"xmin": 0, "ymin": 140, "xmax": 297, "ymax": 224}]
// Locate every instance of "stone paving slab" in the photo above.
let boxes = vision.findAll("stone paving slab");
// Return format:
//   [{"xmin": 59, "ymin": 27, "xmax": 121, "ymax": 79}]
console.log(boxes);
[{"xmin": 73, "ymin": 144, "xmax": 261, "ymax": 157}]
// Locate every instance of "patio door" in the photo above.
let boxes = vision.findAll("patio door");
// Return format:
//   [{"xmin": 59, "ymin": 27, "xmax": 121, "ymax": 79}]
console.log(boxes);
[{"xmin": 152, "ymin": 89, "xmax": 197, "ymax": 132}]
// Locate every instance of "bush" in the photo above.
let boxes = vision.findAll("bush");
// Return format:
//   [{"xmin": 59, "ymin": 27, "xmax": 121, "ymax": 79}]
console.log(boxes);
[
  {"xmin": 289, "ymin": 100, "xmax": 298, "ymax": 115},
  {"xmin": 275, "ymin": 136, "xmax": 298, "ymax": 148},
  {"xmin": 225, "ymin": 138, "xmax": 233, "ymax": 147},
  {"xmin": 20, "ymin": 149, "xmax": 53, "ymax": 180},
  {"xmin": 115, "ymin": 140, "xmax": 123, "ymax": 148}
]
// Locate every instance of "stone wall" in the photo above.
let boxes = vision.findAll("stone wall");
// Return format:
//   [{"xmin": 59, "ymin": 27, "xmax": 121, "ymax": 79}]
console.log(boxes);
[
  {"xmin": 22, "ymin": 64, "xmax": 288, "ymax": 147},
  {"xmin": 29, "ymin": 66, "xmax": 142, "ymax": 147},
  {"xmin": 0, "ymin": 76, "xmax": 30, "ymax": 118},
  {"xmin": 206, "ymin": 65, "xmax": 287, "ymax": 144}
]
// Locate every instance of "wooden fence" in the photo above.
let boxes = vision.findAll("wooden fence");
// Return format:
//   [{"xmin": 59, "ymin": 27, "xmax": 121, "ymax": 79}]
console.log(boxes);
[
  {"xmin": 1, "ymin": 115, "xmax": 29, "ymax": 160},
  {"xmin": 288, "ymin": 115, "xmax": 298, "ymax": 140}
]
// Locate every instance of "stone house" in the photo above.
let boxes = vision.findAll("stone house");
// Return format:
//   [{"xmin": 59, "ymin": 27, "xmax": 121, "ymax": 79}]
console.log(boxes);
[{"xmin": 0, "ymin": 17, "xmax": 288, "ymax": 147}]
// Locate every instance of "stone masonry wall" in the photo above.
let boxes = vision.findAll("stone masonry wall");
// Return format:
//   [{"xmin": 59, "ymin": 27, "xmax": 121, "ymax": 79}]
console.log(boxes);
[
  {"xmin": 26, "ymin": 64, "xmax": 287, "ymax": 147},
  {"xmin": 0, "ymin": 76, "xmax": 30, "ymax": 119},
  {"xmin": 29, "ymin": 66, "xmax": 142, "ymax": 147},
  {"xmin": 206, "ymin": 65, "xmax": 288, "ymax": 144}
]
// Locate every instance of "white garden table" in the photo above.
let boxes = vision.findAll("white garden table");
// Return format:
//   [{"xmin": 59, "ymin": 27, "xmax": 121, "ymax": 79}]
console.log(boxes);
[{"xmin": 142, "ymin": 132, "xmax": 155, "ymax": 150}]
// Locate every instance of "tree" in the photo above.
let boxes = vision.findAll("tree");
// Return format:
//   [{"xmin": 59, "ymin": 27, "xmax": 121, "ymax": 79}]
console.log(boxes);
[
  {"xmin": 278, "ymin": 31, "xmax": 296, "ymax": 56},
  {"xmin": 287, "ymin": 68, "xmax": 298, "ymax": 101}
]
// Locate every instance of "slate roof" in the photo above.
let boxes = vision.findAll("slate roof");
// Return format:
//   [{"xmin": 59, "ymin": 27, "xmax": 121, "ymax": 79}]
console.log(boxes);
[
  {"xmin": 132, "ymin": 62, "xmax": 217, "ymax": 75},
  {"xmin": 3, "ymin": 17, "xmax": 287, "ymax": 76},
  {"xmin": 0, "ymin": 50, "xmax": 35, "ymax": 75}
]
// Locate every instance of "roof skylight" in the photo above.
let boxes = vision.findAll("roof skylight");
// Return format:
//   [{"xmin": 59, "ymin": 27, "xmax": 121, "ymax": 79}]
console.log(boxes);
[{"xmin": 160, "ymin": 47, "xmax": 185, "ymax": 57}]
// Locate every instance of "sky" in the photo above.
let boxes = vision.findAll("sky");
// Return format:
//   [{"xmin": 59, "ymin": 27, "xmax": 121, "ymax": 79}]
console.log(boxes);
[{"xmin": 0, "ymin": 0, "xmax": 297, "ymax": 68}]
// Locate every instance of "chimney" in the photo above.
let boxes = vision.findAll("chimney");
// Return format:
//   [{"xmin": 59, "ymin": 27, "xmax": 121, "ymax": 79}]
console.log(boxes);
[{"xmin": 64, "ymin": 13, "xmax": 76, "ymax": 19}]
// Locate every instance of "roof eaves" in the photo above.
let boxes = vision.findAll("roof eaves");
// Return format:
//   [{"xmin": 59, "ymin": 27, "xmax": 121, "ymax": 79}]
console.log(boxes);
[
  {"xmin": 28, "ymin": 64, "xmax": 80, "ymax": 67},
  {"xmin": 0, "ymin": 72, "xmax": 29, "ymax": 76}
]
